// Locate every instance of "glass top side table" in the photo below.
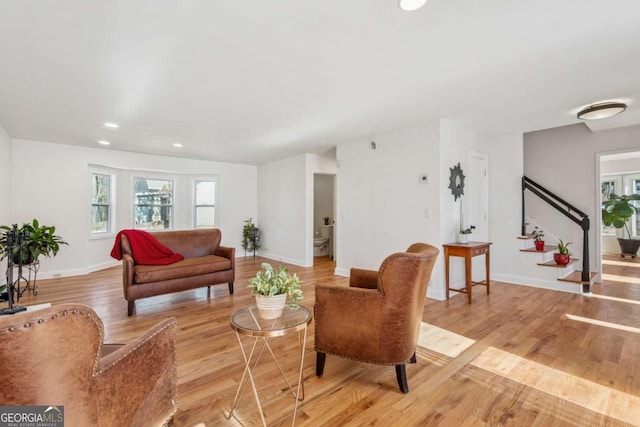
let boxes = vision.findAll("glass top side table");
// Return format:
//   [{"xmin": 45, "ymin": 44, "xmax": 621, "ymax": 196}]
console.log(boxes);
[{"xmin": 227, "ymin": 305, "xmax": 312, "ymax": 426}]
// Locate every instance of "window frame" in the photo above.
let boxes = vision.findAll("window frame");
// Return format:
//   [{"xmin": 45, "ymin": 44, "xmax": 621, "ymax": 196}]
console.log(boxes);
[
  {"xmin": 90, "ymin": 170, "xmax": 115, "ymax": 236},
  {"xmin": 133, "ymin": 175, "xmax": 176, "ymax": 231},
  {"xmin": 192, "ymin": 177, "xmax": 217, "ymax": 229}
]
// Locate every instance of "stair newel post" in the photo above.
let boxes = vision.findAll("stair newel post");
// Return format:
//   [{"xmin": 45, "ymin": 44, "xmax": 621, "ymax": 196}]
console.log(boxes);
[
  {"xmin": 581, "ymin": 216, "xmax": 590, "ymax": 293},
  {"xmin": 521, "ymin": 177, "xmax": 527, "ymax": 236}
]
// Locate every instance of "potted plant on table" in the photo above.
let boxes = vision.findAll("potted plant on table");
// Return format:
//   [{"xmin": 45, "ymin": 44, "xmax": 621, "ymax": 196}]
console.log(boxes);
[
  {"xmin": 457, "ymin": 225, "xmax": 475, "ymax": 244},
  {"xmin": 248, "ymin": 263, "xmax": 303, "ymax": 319},
  {"xmin": 554, "ymin": 239, "xmax": 572, "ymax": 265},
  {"xmin": 0, "ymin": 219, "xmax": 68, "ymax": 265},
  {"xmin": 531, "ymin": 226, "xmax": 545, "ymax": 251},
  {"xmin": 602, "ymin": 193, "xmax": 640, "ymax": 256}
]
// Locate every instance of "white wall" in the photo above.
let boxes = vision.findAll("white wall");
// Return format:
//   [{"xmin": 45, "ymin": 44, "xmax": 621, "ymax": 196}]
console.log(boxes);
[
  {"xmin": 335, "ymin": 122, "xmax": 441, "ymax": 280},
  {"xmin": 0, "ymin": 124, "xmax": 11, "ymax": 276},
  {"xmin": 257, "ymin": 154, "xmax": 308, "ymax": 266},
  {"xmin": 524, "ymin": 123, "xmax": 640, "ymax": 276},
  {"xmin": 0, "ymin": 124, "xmax": 10, "ymax": 228},
  {"xmin": 11, "ymin": 139, "xmax": 257, "ymax": 277},
  {"xmin": 482, "ymin": 132, "xmax": 527, "ymax": 284}
]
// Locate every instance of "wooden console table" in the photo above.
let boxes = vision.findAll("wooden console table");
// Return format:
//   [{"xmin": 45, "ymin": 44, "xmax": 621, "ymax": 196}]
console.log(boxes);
[{"xmin": 443, "ymin": 241, "xmax": 492, "ymax": 304}]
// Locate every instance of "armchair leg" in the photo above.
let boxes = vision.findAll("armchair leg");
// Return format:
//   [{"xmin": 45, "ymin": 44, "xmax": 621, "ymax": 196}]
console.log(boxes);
[
  {"xmin": 316, "ymin": 352, "xmax": 326, "ymax": 377},
  {"xmin": 410, "ymin": 352, "xmax": 417, "ymax": 363},
  {"xmin": 228, "ymin": 282, "xmax": 234, "ymax": 294},
  {"xmin": 396, "ymin": 363, "xmax": 409, "ymax": 393},
  {"xmin": 127, "ymin": 301, "xmax": 135, "ymax": 317}
]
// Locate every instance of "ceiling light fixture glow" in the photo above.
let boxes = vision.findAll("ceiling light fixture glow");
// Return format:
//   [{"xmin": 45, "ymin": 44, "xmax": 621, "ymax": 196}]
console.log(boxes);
[
  {"xmin": 399, "ymin": 0, "xmax": 427, "ymax": 11},
  {"xmin": 577, "ymin": 102, "xmax": 627, "ymax": 120},
  {"xmin": 98, "ymin": 140, "xmax": 111, "ymax": 145},
  {"xmin": 173, "ymin": 143, "xmax": 183, "ymax": 148},
  {"xmin": 103, "ymin": 122, "xmax": 119, "ymax": 128}
]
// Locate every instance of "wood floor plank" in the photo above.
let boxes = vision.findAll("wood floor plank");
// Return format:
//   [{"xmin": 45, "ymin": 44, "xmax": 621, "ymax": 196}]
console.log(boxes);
[{"xmin": 8, "ymin": 254, "xmax": 640, "ymax": 426}]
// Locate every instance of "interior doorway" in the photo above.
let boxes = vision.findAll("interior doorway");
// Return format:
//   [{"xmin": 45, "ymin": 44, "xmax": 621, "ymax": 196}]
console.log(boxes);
[
  {"xmin": 313, "ymin": 173, "xmax": 336, "ymax": 265},
  {"xmin": 599, "ymin": 150, "xmax": 640, "ymax": 286}
]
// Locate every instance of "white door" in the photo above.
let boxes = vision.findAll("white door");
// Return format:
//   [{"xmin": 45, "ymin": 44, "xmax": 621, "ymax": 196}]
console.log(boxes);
[{"xmin": 467, "ymin": 151, "xmax": 489, "ymax": 241}]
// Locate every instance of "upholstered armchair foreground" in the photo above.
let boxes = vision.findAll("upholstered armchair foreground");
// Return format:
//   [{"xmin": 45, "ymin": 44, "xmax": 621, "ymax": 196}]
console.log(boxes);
[
  {"xmin": 314, "ymin": 243, "xmax": 439, "ymax": 393},
  {"xmin": 0, "ymin": 303, "xmax": 177, "ymax": 426}
]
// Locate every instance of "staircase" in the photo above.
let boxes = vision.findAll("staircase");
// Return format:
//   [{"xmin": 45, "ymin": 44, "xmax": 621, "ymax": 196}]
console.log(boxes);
[
  {"xmin": 518, "ymin": 236, "xmax": 599, "ymax": 291},
  {"xmin": 522, "ymin": 176, "xmax": 595, "ymax": 294}
]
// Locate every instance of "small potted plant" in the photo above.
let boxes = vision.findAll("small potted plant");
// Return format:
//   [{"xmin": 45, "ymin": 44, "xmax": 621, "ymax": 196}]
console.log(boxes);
[
  {"xmin": 554, "ymin": 239, "xmax": 572, "ymax": 265},
  {"xmin": 531, "ymin": 226, "xmax": 545, "ymax": 251},
  {"xmin": 323, "ymin": 216, "xmax": 330, "ymax": 226},
  {"xmin": 457, "ymin": 225, "xmax": 475, "ymax": 244},
  {"xmin": 248, "ymin": 263, "xmax": 303, "ymax": 319}
]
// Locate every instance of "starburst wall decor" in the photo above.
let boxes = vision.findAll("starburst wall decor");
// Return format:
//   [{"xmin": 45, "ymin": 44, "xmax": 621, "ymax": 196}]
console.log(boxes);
[{"xmin": 448, "ymin": 162, "xmax": 465, "ymax": 201}]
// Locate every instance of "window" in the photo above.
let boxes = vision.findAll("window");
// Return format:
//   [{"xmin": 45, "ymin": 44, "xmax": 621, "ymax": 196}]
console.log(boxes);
[
  {"xmin": 194, "ymin": 179, "xmax": 216, "ymax": 228},
  {"xmin": 134, "ymin": 178, "xmax": 174, "ymax": 230},
  {"xmin": 91, "ymin": 173, "xmax": 112, "ymax": 234}
]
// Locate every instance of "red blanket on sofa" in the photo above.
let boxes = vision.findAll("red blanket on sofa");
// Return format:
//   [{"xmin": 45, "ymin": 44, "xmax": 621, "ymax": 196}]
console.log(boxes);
[{"xmin": 110, "ymin": 229, "xmax": 184, "ymax": 265}]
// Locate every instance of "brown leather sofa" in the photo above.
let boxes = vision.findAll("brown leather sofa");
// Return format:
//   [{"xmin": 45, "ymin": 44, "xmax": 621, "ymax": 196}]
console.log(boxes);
[
  {"xmin": 0, "ymin": 303, "xmax": 177, "ymax": 426},
  {"xmin": 120, "ymin": 228, "xmax": 235, "ymax": 316},
  {"xmin": 314, "ymin": 243, "xmax": 439, "ymax": 393}
]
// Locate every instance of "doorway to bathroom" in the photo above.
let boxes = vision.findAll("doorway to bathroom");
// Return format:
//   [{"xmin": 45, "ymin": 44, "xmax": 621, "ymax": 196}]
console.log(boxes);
[{"xmin": 313, "ymin": 173, "xmax": 336, "ymax": 265}]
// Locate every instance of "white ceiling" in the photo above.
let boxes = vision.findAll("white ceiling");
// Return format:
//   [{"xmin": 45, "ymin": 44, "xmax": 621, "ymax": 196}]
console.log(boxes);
[{"xmin": 1, "ymin": 0, "xmax": 639, "ymax": 165}]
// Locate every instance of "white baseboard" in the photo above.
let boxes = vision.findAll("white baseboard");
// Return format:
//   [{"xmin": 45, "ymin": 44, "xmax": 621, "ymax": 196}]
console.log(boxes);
[
  {"xmin": 492, "ymin": 273, "xmax": 583, "ymax": 294},
  {"xmin": 38, "ymin": 260, "xmax": 120, "ymax": 279},
  {"xmin": 258, "ymin": 252, "xmax": 309, "ymax": 268}
]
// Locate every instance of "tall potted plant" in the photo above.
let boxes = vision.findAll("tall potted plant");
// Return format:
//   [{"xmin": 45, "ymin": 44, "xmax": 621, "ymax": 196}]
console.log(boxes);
[
  {"xmin": 0, "ymin": 219, "xmax": 68, "ymax": 264},
  {"xmin": 248, "ymin": 263, "xmax": 303, "ymax": 319},
  {"xmin": 241, "ymin": 218, "xmax": 261, "ymax": 257},
  {"xmin": 602, "ymin": 193, "xmax": 640, "ymax": 255}
]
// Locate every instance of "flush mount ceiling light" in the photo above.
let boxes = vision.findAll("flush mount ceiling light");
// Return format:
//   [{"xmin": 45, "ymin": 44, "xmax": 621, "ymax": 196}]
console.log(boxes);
[
  {"xmin": 577, "ymin": 102, "xmax": 627, "ymax": 120},
  {"xmin": 399, "ymin": 0, "xmax": 427, "ymax": 11}
]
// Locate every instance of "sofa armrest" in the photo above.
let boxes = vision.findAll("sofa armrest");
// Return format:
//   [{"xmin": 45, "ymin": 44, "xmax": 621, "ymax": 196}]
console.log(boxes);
[
  {"xmin": 122, "ymin": 253, "xmax": 135, "ymax": 299},
  {"xmin": 216, "ymin": 245, "xmax": 235, "ymax": 271},
  {"xmin": 349, "ymin": 268, "xmax": 379, "ymax": 289},
  {"xmin": 95, "ymin": 317, "xmax": 177, "ymax": 427}
]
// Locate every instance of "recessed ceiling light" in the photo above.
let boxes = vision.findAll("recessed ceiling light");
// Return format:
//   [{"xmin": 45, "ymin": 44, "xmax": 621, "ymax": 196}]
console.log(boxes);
[
  {"xmin": 98, "ymin": 140, "xmax": 111, "ymax": 145},
  {"xmin": 577, "ymin": 102, "xmax": 628, "ymax": 120},
  {"xmin": 173, "ymin": 143, "xmax": 183, "ymax": 148},
  {"xmin": 399, "ymin": 0, "xmax": 427, "ymax": 11},
  {"xmin": 104, "ymin": 122, "xmax": 119, "ymax": 128}
]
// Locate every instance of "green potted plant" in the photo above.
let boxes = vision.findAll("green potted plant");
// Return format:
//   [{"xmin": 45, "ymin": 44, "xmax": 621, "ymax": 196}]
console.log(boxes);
[
  {"xmin": 248, "ymin": 263, "xmax": 303, "ymax": 319},
  {"xmin": 602, "ymin": 193, "xmax": 640, "ymax": 255},
  {"xmin": 457, "ymin": 225, "xmax": 475, "ymax": 244},
  {"xmin": 241, "ymin": 218, "xmax": 261, "ymax": 257},
  {"xmin": 531, "ymin": 226, "xmax": 545, "ymax": 251},
  {"xmin": 0, "ymin": 219, "xmax": 68, "ymax": 265},
  {"xmin": 554, "ymin": 239, "xmax": 572, "ymax": 265}
]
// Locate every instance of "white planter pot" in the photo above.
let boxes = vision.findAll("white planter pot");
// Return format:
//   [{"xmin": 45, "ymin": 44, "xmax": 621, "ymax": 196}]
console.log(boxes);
[
  {"xmin": 255, "ymin": 294, "xmax": 287, "ymax": 319},
  {"xmin": 457, "ymin": 233, "xmax": 470, "ymax": 244}
]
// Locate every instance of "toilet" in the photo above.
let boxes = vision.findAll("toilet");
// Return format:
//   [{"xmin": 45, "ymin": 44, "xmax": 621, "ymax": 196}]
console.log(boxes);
[{"xmin": 313, "ymin": 225, "xmax": 333, "ymax": 257}]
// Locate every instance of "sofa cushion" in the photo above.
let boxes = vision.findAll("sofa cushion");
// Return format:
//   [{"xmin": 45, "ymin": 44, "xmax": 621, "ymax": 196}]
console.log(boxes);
[{"xmin": 134, "ymin": 255, "xmax": 232, "ymax": 284}]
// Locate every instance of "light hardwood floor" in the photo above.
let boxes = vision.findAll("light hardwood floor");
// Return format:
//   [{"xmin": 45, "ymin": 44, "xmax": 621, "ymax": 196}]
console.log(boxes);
[{"xmin": 11, "ymin": 255, "xmax": 640, "ymax": 426}]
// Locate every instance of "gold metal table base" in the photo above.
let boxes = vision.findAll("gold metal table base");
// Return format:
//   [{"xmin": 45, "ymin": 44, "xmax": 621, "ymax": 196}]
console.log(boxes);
[{"xmin": 227, "ymin": 305, "xmax": 312, "ymax": 427}]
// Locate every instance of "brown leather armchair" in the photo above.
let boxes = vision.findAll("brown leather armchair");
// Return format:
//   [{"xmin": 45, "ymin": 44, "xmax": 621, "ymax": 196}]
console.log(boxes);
[
  {"xmin": 0, "ymin": 303, "xmax": 177, "ymax": 426},
  {"xmin": 314, "ymin": 243, "xmax": 439, "ymax": 393}
]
